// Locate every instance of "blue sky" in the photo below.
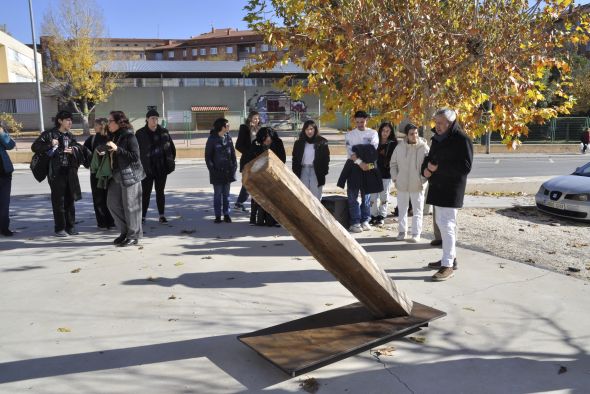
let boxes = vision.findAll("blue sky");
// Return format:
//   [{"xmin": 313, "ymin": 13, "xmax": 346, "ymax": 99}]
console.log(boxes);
[
  {"xmin": 2, "ymin": 0, "xmax": 589, "ymax": 45},
  {"xmin": 1, "ymin": 0, "xmax": 253, "ymax": 44}
]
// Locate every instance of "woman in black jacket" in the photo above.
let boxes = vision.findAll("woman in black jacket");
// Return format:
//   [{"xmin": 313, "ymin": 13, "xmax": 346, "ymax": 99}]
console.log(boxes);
[
  {"xmin": 292, "ymin": 120, "xmax": 330, "ymax": 200},
  {"xmin": 136, "ymin": 109, "xmax": 176, "ymax": 224},
  {"xmin": 244, "ymin": 127, "xmax": 284, "ymax": 226},
  {"xmin": 234, "ymin": 110, "xmax": 260, "ymax": 211},
  {"xmin": 106, "ymin": 111, "xmax": 145, "ymax": 247},
  {"xmin": 370, "ymin": 121, "xmax": 397, "ymax": 225},
  {"xmin": 205, "ymin": 118, "xmax": 237, "ymax": 223},
  {"xmin": 83, "ymin": 118, "xmax": 115, "ymax": 230}
]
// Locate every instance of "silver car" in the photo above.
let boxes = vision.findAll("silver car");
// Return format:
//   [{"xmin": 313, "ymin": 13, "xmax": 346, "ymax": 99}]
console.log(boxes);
[{"xmin": 535, "ymin": 161, "xmax": 590, "ymax": 222}]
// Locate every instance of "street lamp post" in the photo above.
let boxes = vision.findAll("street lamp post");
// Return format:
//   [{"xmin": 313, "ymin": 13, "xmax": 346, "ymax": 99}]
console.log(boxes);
[{"xmin": 28, "ymin": 0, "xmax": 44, "ymax": 132}]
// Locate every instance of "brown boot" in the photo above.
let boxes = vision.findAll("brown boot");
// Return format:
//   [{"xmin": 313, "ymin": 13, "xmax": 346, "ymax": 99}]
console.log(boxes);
[{"xmin": 432, "ymin": 267, "xmax": 455, "ymax": 281}]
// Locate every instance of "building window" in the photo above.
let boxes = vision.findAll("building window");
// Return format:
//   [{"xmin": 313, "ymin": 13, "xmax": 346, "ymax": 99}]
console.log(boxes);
[
  {"xmin": 200, "ymin": 48, "xmax": 206, "ymax": 56},
  {"xmin": 154, "ymin": 52, "xmax": 163, "ymax": 60},
  {"xmin": 192, "ymin": 48, "xmax": 197, "ymax": 56},
  {"xmin": 251, "ymin": 46, "xmax": 256, "ymax": 53},
  {"xmin": 261, "ymin": 44, "xmax": 269, "ymax": 52},
  {"xmin": 168, "ymin": 50, "xmax": 175, "ymax": 59},
  {"xmin": 182, "ymin": 49, "xmax": 187, "ymax": 57},
  {"xmin": 210, "ymin": 47, "xmax": 218, "ymax": 55},
  {"xmin": 0, "ymin": 99, "xmax": 17, "ymax": 113},
  {"xmin": 226, "ymin": 46, "xmax": 233, "ymax": 54}
]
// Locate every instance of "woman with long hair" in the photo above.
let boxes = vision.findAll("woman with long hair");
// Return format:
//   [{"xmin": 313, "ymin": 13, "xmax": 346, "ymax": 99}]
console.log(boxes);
[
  {"xmin": 369, "ymin": 121, "xmax": 397, "ymax": 226},
  {"xmin": 83, "ymin": 118, "xmax": 115, "ymax": 230},
  {"xmin": 234, "ymin": 110, "xmax": 261, "ymax": 211},
  {"xmin": 106, "ymin": 111, "xmax": 145, "ymax": 247},
  {"xmin": 291, "ymin": 120, "xmax": 330, "ymax": 200}
]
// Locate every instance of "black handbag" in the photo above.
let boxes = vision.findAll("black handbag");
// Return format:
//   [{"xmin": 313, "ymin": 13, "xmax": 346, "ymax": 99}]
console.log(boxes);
[{"xmin": 30, "ymin": 152, "xmax": 50, "ymax": 182}]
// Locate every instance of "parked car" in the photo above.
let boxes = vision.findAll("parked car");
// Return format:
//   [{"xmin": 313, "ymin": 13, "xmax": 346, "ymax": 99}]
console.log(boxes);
[{"xmin": 535, "ymin": 161, "xmax": 590, "ymax": 222}]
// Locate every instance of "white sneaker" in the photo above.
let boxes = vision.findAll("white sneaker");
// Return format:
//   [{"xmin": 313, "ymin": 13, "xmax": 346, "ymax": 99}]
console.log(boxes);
[
  {"xmin": 349, "ymin": 224, "xmax": 363, "ymax": 233},
  {"xmin": 396, "ymin": 232, "xmax": 406, "ymax": 241},
  {"xmin": 361, "ymin": 221, "xmax": 371, "ymax": 231},
  {"xmin": 408, "ymin": 235, "xmax": 421, "ymax": 243}
]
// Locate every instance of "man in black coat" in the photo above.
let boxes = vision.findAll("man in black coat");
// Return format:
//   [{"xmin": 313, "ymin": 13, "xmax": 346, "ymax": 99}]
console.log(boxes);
[{"xmin": 422, "ymin": 108, "xmax": 473, "ymax": 281}]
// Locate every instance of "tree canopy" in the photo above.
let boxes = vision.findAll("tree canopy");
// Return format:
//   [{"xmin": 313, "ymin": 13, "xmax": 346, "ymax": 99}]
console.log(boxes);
[
  {"xmin": 42, "ymin": 0, "xmax": 117, "ymax": 133},
  {"xmin": 244, "ymin": 0, "xmax": 590, "ymax": 146}
]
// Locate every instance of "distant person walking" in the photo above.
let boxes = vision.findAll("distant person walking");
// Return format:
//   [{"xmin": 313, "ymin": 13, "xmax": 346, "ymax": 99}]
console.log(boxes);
[
  {"xmin": 205, "ymin": 118, "xmax": 237, "ymax": 223},
  {"xmin": 235, "ymin": 110, "xmax": 260, "ymax": 211},
  {"xmin": 422, "ymin": 108, "xmax": 473, "ymax": 281},
  {"xmin": 83, "ymin": 118, "xmax": 115, "ymax": 230},
  {"xmin": 0, "ymin": 120, "xmax": 15, "ymax": 236},
  {"xmin": 338, "ymin": 110, "xmax": 381, "ymax": 233},
  {"xmin": 581, "ymin": 127, "xmax": 590, "ymax": 154},
  {"xmin": 31, "ymin": 111, "xmax": 86, "ymax": 237},
  {"xmin": 136, "ymin": 109, "xmax": 176, "ymax": 224},
  {"xmin": 390, "ymin": 123, "xmax": 429, "ymax": 242},
  {"xmin": 369, "ymin": 121, "xmax": 397, "ymax": 226},
  {"xmin": 292, "ymin": 120, "xmax": 330, "ymax": 200},
  {"xmin": 106, "ymin": 111, "xmax": 145, "ymax": 247}
]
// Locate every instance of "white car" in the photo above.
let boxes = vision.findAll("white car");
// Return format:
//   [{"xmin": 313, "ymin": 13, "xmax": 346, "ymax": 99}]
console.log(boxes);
[{"xmin": 535, "ymin": 161, "xmax": 590, "ymax": 222}]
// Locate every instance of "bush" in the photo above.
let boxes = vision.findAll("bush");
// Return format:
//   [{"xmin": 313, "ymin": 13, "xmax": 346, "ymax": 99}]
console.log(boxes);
[{"xmin": 0, "ymin": 113, "xmax": 23, "ymax": 137}]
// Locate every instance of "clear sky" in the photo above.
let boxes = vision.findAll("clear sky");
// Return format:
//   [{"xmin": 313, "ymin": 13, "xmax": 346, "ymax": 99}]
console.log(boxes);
[{"xmin": 0, "ymin": 0, "xmax": 253, "ymax": 44}]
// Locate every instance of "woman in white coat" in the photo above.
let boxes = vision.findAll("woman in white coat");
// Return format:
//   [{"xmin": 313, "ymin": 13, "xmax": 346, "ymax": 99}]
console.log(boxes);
[{"xmin": 390, "ymin": 123, "xmax": 429, "ymax": 242}]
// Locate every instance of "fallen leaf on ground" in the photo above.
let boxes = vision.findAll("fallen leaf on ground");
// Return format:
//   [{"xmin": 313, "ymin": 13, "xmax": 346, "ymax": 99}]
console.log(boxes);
[
  {"xmin": 372, "ymin": 346, "xmax": 396, "ymax": 356},
  {"xmin": 180, "ymin": 229, "xmax": 195, "ymax": 234},
  {"xmin": 567, "ymin": 267, "xmax": 581, "ymax": 273},
  {"xmin": 138, "ymin": 246, "xmax": 144, "ymax": 250},
  {"xmin": 174, "ymin": 261, "xmax": 184, "ymax": 266},
  {"xmin": 168, "ymin": 318, "xmax": 178, "ymax": 322},
  {"xmin": 558, "ymin": 365, "xmax": 567, "ymax": 374},
  {"xmin": 70, "ymin": 268, "xmax": 81, "ymax": 273},
  {"xmin": 408, "ymin": 336, "xmax": 426, "ymax": 344},
  {"xmin": 274, "ymin": 243, "xmax": 284, "ymax": 246},
  {"xmin": 525, "ymin": 258, "xmax": 535, "ymax": 264},
  {"xmin": 147, "ymin": 276, "xmax": 157, "ymax": 282},
  {"xmin": 292, "ymin": 257, "xmax": 302, "ymax": 260},
  {"xmin": 325, "ymin": 303, "xmax": 333, "ymax": 306},
  {"xmin": 300, "ymin": 377, "xmax": 319, "ymax": 393},
  {"xmin": 201, "ymin": 256, "xmax": 212, "ymax": 259},
  {"xmin": 168, "ymin": 295, "xmax": 176, "ymax": 300},
  {"xmin": 389, "ymin": 256, "xmax": 397, "ymax": 259},
  {"xmin": 57, "ymin": 327, "xmax": 71, "ymax": 333},
  {"xmin": 226, "ymin": 277, "xmax": 235, "ymax": 280},
  {"xmin": 463, "ymin": 307, "xmax": 476, "ymax": 312}
]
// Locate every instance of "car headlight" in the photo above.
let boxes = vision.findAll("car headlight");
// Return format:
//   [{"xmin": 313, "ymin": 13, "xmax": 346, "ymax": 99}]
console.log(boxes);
[{"xmin": 565, "ymin": 193, "xmax": 590, "ymax": 201}]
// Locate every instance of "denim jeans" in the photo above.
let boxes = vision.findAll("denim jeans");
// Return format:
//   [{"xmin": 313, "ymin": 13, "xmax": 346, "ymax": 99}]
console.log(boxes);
[
  {"xmin": 213, "ymin": 183, "xmax": 231, "ymax": 217},
  {"xmin": 347, "ymin": 187, "xmax": 370, "ymax": 225}
]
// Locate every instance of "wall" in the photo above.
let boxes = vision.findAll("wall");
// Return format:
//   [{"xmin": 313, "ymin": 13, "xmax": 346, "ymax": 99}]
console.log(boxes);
[{"xmin": 0, "ymin": 83, "xmax": 57, "ymax": 130}]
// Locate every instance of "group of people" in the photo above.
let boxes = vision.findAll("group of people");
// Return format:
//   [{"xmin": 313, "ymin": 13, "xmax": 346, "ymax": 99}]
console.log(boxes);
[
  {"xmin": 336, "ymin": 109, "xmax": 473, "ymax": 281},
  {"xmin": 3, "ymin": 107, "xmax": 473, "ymax": 281},
  {"xmin": 29, "ymin": 109, "xmax": 176, "ymax": 247}
]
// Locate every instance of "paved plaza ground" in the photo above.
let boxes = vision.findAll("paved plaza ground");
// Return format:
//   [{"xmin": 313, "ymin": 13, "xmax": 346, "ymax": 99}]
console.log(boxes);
[{"xmin": 1, "ymin": 185, "xmax": 589, "ymax": 393}]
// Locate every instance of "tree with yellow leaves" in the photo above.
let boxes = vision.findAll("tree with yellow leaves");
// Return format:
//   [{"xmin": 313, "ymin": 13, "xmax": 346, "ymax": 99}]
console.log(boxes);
[
  {"xmin": 42, "ymin": 0, "xmax": 117, "ymax": 134},
  {"xmin": 244, "ymin": 0, "xmax": 590, "ymax": 147}
]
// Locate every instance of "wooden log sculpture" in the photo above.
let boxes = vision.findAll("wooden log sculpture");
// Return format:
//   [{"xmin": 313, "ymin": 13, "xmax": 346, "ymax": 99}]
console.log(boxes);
[{"xmin": 243, "ymin": 150, "xmax": 413, "ymax": 318}]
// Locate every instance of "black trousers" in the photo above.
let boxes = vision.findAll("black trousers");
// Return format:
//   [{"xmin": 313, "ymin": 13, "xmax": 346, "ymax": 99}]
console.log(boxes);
[
  {"xmin": 90, "ymin": 173, "xmax": 114, "ymax": 228},
  {"xmin": 141, "ymin": 174, "xmax": 168, "ymax": 218},
  {"xmin": 0, "ymin": 174, "xmax": 11, "ymax": 231},
  {"xmin": 49, "ymin": 172, "xmax": 75, "ymax": 232}
]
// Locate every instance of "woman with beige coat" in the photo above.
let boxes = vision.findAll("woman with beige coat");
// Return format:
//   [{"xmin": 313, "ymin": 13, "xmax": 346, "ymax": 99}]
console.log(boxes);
[{"xmin": 390, "ymin": 123, "xmax": 429, "ymax": 242}]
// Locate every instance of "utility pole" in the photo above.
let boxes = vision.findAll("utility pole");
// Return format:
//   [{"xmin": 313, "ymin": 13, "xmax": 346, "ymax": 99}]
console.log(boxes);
[{"xmin": 28, "ymin": 0, "xmax": 44, "ymax": 132}]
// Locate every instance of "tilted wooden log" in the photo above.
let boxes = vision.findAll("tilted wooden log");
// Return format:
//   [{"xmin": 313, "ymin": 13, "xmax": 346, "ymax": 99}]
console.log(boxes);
[{"xmin": 243, "ymin": 150, "xmax": 413, "ymax": 318}]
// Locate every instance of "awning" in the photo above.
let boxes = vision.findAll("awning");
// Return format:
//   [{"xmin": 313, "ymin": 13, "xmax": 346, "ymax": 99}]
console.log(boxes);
[{"xmin": 191, "ymin": 106, "xmax": 229, "ymax": 112}]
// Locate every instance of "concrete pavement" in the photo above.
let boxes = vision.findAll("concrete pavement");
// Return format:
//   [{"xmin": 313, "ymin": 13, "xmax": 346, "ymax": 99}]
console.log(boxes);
[{"xmin": 1, "ymin": 185, "xmax": 589, "ymax": 393}]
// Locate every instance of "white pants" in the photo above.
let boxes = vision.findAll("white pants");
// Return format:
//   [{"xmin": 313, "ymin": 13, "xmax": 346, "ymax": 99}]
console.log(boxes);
[
  {"xmin": 370, "ymin": 179, "xmax": 392, "ymax": 217},
  {"xmin": 300, "ymin": 165, "xmax": 322, "ymax": 200},
  {"xmin": 434, "ymin": 206, "xmax": 458, "ymax": 267},
  {"xmin": 397, "ymin": 190, "xmax": 425, "ymax": 236}
]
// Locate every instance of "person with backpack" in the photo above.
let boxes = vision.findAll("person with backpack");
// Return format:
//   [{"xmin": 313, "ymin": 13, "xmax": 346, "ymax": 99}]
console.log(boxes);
[
  {"xmin": 205, "ymin": 118, "xmax": 237, "ymax": 223},
  {"xmin": 136, "ymin": 109, "xmax": 176, "ymax": 224},
  {"xmin": 31, "ymin": 111, "xmax": 86, "ymax": 237}
]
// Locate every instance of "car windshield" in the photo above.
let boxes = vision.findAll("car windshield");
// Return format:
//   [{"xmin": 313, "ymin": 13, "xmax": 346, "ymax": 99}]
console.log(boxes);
[{"xmin": 572, "ymin": 162, "xmax": 590, "ymax": 177}]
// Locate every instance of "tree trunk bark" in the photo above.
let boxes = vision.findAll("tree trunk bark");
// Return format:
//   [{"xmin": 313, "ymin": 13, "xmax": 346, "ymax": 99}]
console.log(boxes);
[{"xmin": 243, "ymin": 150, "xmax": 414, "ymax": 318}]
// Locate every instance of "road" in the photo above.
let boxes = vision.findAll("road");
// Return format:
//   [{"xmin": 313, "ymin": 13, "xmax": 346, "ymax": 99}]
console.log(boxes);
[{"xmin": 10, "ymin": 154, "xmax": 590, "ymax": 196}]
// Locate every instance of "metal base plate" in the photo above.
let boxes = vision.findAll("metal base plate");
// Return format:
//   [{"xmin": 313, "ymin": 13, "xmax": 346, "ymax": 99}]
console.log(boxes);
[{"xmin": 238, "ymin": 301, "xmax": 446, "ymax": 376}]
